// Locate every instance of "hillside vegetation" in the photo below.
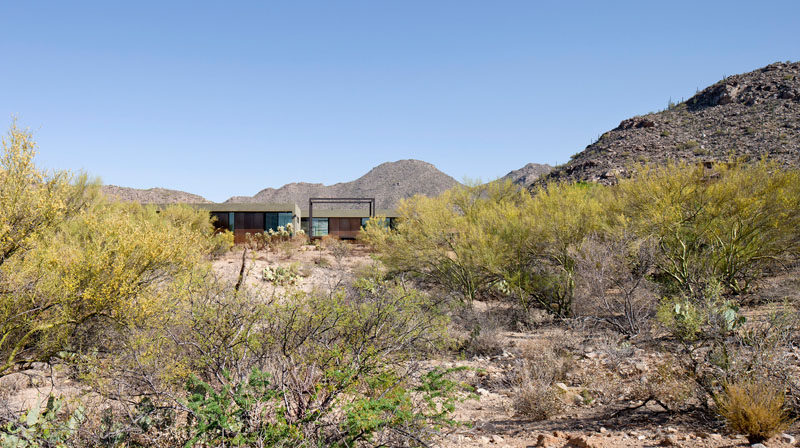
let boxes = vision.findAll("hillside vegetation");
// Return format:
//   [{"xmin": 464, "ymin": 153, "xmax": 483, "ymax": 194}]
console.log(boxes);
[
  {"xmin": 536, "ymin": 61, "xmax": 800, "ymax": 186},
  {"xmin": 363, "ymin": 160, "xmax": 800, "ymax": 444}
]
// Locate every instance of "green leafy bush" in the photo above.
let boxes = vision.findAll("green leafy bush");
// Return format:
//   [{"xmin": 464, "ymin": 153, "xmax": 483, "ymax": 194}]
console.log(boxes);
[
  {"xmin": 616, "ymin": 161, "xmax": 800, "ymax": 297},
  {"xmin": 0, "ymin": 396, "xmax": 84, "ymax": 448},
  {"xmin": 262, "ymin": 264, "xmax": 299, "ymax": 286}
]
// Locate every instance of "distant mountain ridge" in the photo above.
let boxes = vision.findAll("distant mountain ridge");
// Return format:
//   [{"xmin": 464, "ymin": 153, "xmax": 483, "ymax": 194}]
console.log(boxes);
[
  {"xmin": 500, "ymin": 163, "xmax": 553, "ymax": 185},
  {"xmin": 225, "ymin": 159, "xmax": 459, "ymax": 209},
  {"xmin": 101, "ymin": 185, "xmax": 211, "ymax": 204},
  {"xmin": 528, "ymin": 61, "xmax": 800, "ymax": 187},
  {"xmin": 104, "ymin": 159, "xmax": 460, "ymax": 208}
]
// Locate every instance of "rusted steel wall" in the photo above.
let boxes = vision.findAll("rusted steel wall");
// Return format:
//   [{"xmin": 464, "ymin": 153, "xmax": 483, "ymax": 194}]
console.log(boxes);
[{"xmin": 328, "ymin": 217, "xmax": 362, "ymax": 239}]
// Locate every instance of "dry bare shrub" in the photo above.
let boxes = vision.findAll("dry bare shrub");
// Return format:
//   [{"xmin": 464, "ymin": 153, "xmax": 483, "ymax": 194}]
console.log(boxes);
[
  {"xmin": 297, "ymin": 263, "xmax": 313, "ymax": 278},
  {"xmin": 714, "ymin": 380, "xmax": 793, "ymax": 444},
  {"xmin": 80, "ymin": 270, "xmax": 460, "ymax": 446},
  {"xmin": 517, "ymin": 339, "xmax": 574, "ymax": 384},
  {"xmin": 726, "ymin": 305, "xmax": 800, "ymax": 412},
  {"xmin": 512, "ymin": 380, "xmax": 565, "ymax": 421},
  {"xmin": 452, "ymin": 306, "xmax": 507, "ymax": 358},
  {"xmin": 627, "ymin": 357, "xmax": 695, "ymax": 411},
  {"xmin": 244, "ymin": 231, "xmax": 269, "ymax": 251},
  {"xmin": 462, "ymin": 320, "xmax": 504, "ymax": 358},
  {"xmin": 510, "ymin": 339, "xmax": 573, "ymax": 420},
  {"xmin": 572, "ymin": 234, "xmax": 658, "ymax": 336}
]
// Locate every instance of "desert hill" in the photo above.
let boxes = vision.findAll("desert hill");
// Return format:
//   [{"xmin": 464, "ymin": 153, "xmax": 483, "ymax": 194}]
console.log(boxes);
[
  {"xmin": 101, "ymin": 159, "xmax": 459, "ymax": 208},
  {"xmin": 226, "ymin": 159, "xmax": 459, "ymax": 209},
  {"xmin": 500, "ymin": 163, "xmax": 553, "ymax": 185},
  {"xmin": 101, "ymin": 185, "xmax": 211, "ymax": 204},
  {"xmin": 531, "ymin": 61, "xmax": 800, "ymax": 187}
]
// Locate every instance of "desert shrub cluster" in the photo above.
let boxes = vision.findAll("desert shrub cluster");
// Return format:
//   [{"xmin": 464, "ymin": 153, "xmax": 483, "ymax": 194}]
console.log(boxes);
[
  {"xmin": 0, "ymin": 124, "xmax": 470, "ymax": 447},
  {"xmin": 364, "ymin": 159, "xmax": 800, "ymax": 436},
  {"xmin": 3, "ymin": 119, "xmax": 800, "ymax": 445},
  {"xmin": 364, "ymin": 161, "xmax": 800, "ymax": 321}
]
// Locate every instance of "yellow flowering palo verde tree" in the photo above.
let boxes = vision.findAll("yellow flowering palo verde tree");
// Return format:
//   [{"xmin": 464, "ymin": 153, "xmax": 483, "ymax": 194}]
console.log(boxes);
[{"xmin": 0, "ymin": 123, "xmax": 219, "ymax": 377}]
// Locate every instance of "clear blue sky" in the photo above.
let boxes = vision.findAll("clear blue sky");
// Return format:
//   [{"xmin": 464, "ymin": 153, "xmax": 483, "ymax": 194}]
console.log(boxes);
[{"xmin": 1, "ymin": 1, "xmax": 798, "ymax": 201}]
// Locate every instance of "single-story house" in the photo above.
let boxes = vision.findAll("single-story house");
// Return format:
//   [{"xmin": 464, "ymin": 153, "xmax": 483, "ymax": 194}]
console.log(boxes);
[
  {"xmin": 300, "ymin": 209, "xmax": 398, "ymax": 239},
  {"xmin": 192, "ymin": 203, "xmax": 301, "ymax": 244},
  {"xmin": 185, "ymin": 200, "xmax": 397, "ymax": 243}
]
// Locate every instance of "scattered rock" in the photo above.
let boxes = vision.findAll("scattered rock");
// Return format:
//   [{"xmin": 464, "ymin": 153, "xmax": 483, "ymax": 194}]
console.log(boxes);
[
  {"xmin": 566, "ymin": 435, "xmax": 600, "ymax": 448},
  {"xmin": 491, "ymin": 435, "xmax": 504, "ymax": 444},
  {"xmin": 750, "ymin": 444, "xmax": 767, "ymax": 448},
  {"xmin": 659, "ymin": 435, "xmax": 678, "ymax": 446},
  {"xmin": 554, "ymin": 382, "xmax": 570, "ymax": 393},
  {"xmin": 780, "ymin": 433, "xmax": 796, "ymax": 444},
  {"xmin": 0, "ymin": 373, "xmax": 30, "ymax": 391},
  {"xmin": 535, "ymin": 433, "xmax": 558, "ymax": 447}
]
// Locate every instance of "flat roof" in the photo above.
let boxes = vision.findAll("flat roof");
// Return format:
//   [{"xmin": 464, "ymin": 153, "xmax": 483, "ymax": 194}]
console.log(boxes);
[
  {"xmin": 190, "ymin": 203, "xmax": 297, "ymax": 212},
  {"xmin": 301, "ymin": 208, "xmax": 399, "ymax": 218},
  {"xmin": 157, "ymin": 202, "xmax": 398, "ymax": 217}
]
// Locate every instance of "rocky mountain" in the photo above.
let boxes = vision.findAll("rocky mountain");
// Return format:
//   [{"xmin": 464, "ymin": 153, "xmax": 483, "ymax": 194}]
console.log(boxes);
[
  {"xmin": 533, "ymin": 61, "xmax": 800, "ymax": 187},
  {"xmin": 226, "ymin": 159, "xmax": 459, "ymax": 209},
  {"xmin": 101, "ymin": 185, "xmax": 211, "ymax": 204},
  {"xmin": 500, "ymin": 163, "xmax": 553, "ymax": 185}
]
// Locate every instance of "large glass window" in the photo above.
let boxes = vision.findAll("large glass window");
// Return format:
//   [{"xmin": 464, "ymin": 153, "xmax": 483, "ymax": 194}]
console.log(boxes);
[
  {"xmin": 278, "ymin": 212, "xmax": 293, "ymax": 228},
  {"xmin": 228, "ymin": 212, "xmax": 234, "ymax": 231},
  {"xmin": 265, "ymin": 212, "xmax": 278, "ymax": 231},
  {"xmin": 265, "ymin": 212, "xmax": 294, "ymax": 231},
  {"xmin": 311, "ymin": 218, "xmax": 329, "ymax": 237}
]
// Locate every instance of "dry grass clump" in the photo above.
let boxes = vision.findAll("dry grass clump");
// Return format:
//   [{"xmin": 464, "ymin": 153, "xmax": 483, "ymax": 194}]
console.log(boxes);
[
  {"xmin": 462, "ymin": 321, "xmax": 504, "ymax": 358},
  {"xmin": 452, "ymin": 306, "xmax": 508, "ymax": 358},
  {"xmin": 517, "ymin": 339, "xmax": 574, "ymax": 384},
  {"xmin": 714, "ymin": 380, "xmax": 793, "ymax": 443},
  {"xmin": 512, "ymin": 380, "xmax": 565, "ymax": 421},
  {"xmin": 510, "ymin": 338, "xmax": 575, "ymax": 420}
]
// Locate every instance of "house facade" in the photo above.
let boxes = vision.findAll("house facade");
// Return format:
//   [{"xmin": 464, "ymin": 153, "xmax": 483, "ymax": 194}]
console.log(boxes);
[
  {"xmin": 193, "ymin": 203, "xmax": 302, "ymax": 244},
  {"xmin": 193, "ymin": 200, "xmax": 396, "ymax": 242},
  {"xmin": 301, "ymin": 209, "xmax": 397, "ymax": 239}
]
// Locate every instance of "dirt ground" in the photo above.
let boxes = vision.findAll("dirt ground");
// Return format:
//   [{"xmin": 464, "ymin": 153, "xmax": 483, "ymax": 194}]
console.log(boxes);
[
  {"xmin": 214, "ymin": 243, "xmax": 800, "ymax": 448},
  {"xmin": 4, "ymin": 243, "xmax": 799, "ymax": 447}
]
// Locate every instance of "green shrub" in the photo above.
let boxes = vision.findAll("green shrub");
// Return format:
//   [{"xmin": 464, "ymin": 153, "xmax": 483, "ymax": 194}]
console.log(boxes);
[
  {"xmin": 262, "ymin": 264, "xmax": 299, "ymax": 286},
  {"xmin": 616, "ymin": 161, "xmax": 800, "ymax": 297},
  {"xmin": 0, "ymin": 396, "xmax": 84, "ymax": 448},
  {"xmin": 89, "ymin": 270, "xmax": 465, "ymax": 446},
  {"xmin": 0, "ymin": 124, "xmax": 220, "ymax": 377},
  {"xmin": 363, "ymin": 180, "xmax": 530, "ymax": 304}
]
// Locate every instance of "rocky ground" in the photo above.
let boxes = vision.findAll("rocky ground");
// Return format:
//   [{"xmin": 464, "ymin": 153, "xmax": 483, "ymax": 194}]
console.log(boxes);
[
  {"xmin": 213, "ymin": 243, "xmax": 800, "ymax": 448},
  {"xmin": 4, "ymin": 243, "xmax": 799, "ymax": 447}
]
